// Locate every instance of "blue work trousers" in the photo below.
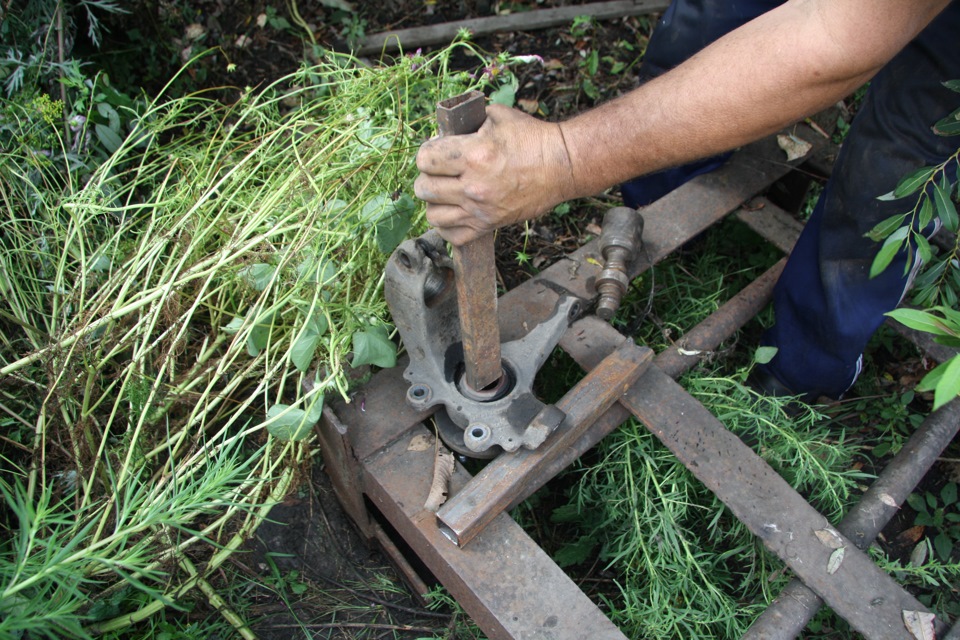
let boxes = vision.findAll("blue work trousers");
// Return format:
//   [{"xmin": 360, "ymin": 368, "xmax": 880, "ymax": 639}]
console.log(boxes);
[{"xmin": 622, "ymin": 0, "xmax": 960, "ymax": 398}]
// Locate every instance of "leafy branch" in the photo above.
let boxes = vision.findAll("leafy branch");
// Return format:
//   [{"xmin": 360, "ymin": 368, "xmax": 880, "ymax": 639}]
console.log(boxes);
[{"xmin": 868, "ymin": 79, "xmax": 960, "ymax": 409}]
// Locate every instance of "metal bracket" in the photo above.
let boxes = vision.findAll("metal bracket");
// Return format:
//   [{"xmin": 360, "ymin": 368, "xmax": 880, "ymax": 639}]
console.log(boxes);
[{"xmin": 384, "ymin": 230, "xmax": 581, "ymax": 456}]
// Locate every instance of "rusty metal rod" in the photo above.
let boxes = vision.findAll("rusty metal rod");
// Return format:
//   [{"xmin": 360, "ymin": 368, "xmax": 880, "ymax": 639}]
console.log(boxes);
[
  {"xmin": 436, "ymin": 340, "xmax": 654, "ymax": 548},
  {"xmin": 743, "ymin": 398, "xmax": 960, "ymax": 639},
  {"xmin": 436, "ymin": 91, "xmax": 503, "ymax": 391},
  {"xmin": 567, "ymin": 322, "xmax": 943, "ymax": 639}
]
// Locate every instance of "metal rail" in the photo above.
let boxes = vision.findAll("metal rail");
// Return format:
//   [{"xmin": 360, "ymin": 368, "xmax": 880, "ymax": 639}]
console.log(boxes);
[{"xmin": 319, "ymin": 123, "xmax": 958, "ymax": 639}]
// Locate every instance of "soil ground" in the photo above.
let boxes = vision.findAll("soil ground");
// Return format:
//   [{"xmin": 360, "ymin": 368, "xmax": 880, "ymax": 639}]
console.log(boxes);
[{"xmin": 94, "ymin": 2, "xmax": 958, "ymax": 638}]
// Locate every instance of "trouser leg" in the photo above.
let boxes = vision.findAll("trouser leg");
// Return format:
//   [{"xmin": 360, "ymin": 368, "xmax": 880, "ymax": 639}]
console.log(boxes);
[
  {"xmin": 621, "ymin": 0, "xmax": 784, "ymax": 207},
  {"xmin": 761, "ymin": 2, "xmax": 960, "ymax": 399}
]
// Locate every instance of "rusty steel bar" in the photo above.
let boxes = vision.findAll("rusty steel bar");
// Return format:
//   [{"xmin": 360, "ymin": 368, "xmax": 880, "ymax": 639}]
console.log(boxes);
[
  {"xmin": 744, "ymin": 398, "xmax": 960, "ymax": 639},
  {"xmin": 564, "ymin": 319, "xmax": 944, "ymax": 639},
  {"xmin": 436, "ymin": 91, "xmax": 503, "ymax": 391},
  {"xmin": 436, "ymin": 340, "xmax": 654, "ymax": 548},
  {"xmin": 363, "ymin": 427, "xmax": 629, "ymax": 640},
  {"xmin": 320, "ymin": 125, "xmax": 840, "ymax": 639}
]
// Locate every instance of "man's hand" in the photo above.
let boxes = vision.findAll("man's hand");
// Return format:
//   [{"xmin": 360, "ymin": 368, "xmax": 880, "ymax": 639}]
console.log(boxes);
[{"xmin": 414, "ymin": 104, "xmax": 577, "ymax": 245}]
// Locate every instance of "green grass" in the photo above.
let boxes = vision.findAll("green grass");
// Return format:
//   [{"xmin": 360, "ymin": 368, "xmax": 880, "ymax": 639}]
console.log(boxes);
[
  {"xmin": 514, "ymin": 219, "xmax": 954, "ymax": 639},
  {"xmin": 0, "ymin": 40, "xmax": 513, "ymax": 637}
]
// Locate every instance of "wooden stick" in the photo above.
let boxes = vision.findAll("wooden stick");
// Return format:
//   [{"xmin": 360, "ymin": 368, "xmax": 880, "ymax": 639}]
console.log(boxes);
[{"xmin": 356, "ymin": 0, "xmax": 670, "ymax": 56}]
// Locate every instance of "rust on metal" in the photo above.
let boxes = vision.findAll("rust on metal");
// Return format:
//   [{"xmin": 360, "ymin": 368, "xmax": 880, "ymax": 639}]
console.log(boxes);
[
  {"xmin": 436, "ymin": 90, "xmax": 503, "ymax": 391},
  {"xmin": 362, "ymin": 422, "xmax": 629, "ymax": 640},
  {"xmin": 436, "ymin": 340, "xmax": 654, "ymax": 548},
  {"xmin": 316, "ymin": 123, "xmax": 955, "ymax": 639},
  {"xmin": 564, "ymin": 319, "xmax": 943, "ymax": 640}
]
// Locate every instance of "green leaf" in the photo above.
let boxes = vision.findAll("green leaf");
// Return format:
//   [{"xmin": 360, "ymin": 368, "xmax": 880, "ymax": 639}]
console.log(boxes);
[
  {"xmin": 918, "ymin": 196, "xmax": 934, "ymax": 232},
  {"xmin": 934, "ymin": 532, "xmax": 953, "ymax": 562},
  {"xmin": 266, "ymin": 398, "xmax": 324, "ymax": 441},
  {"xmin": 753, "ymin": 346, "xmax": 778, "ymax": 365},
  {"xmin": 291, "ymin": 332, "xmax": 321, "ymax": 372},
  {"xmin": 906, "ymin": 493, "xmax": 926, "ymax": 512},
  {"xmin": 893, "ymin": 166, "xmax": 934, "ymax": 198},
  {"xmin": 240, "ymin": 263, "xmax": 276, "ymax": 291},
  {"xmin": 869, "ymin": 227, "xmax": 908, "ymax": 278},
  {"xmin": 933, "ymin": 111, "xmax": 960, "ymax": 136},
  {"xmin": 865, "ymin": 213, "xmax": 906, "ymax": 242},
  {"xmin": 297, "ymin": 255, "xmax": 337, "ymax": 285},
  {"xmin": 554, "ymin": 535, "xmax": 598, "ymax": 568},
  {"xmin": 934, "ymin": 335, "xmax": 960, "ymax": 348},
  {"xmin": 95, "ymin": 123, "xmax": 123, "ymax": 153},
  {"xmin": 918, "ymin": 358, "xmax": 949, "ymax": 392},
  {"xmin": 375, "ymin": 193, "xmax": 416, "ymax": 254},
  {"xmin": 246, "ymin": 311, "xmax": 276, "ymax": 356},
  {"xmin": 916, "ymin": 234, "xmax": 932, "ymax": 265},
  {"xmin": 360, "ymin": 193, "xmax": 416, "ymax": 254},
  {"xmin": 222, "ymin": 316, "xmax": 245, "ymax": 334},
  {"xmin": 932, "ymin": 354, "xmax": 960, "ymax": 411},
  {"xmin": 581, "ymin": 78, "xmax": 600, "ymax": 100},
  {"xmin": 886, "ymin": 308, "xmax": 951, "ymax": 336},
  {"xmin": 489, "ymin": 80, "xmax": 517, "ymax": 107},
  {"xmin": 944, "ymin": 79, "xmax": 960, "ymax": 93},
  {"xmin": 934, "ymin": 182, "xmax": 959, "ymax": 232},
  {"xmin": 941, "ymin": 482, "xmax": 957, "ymax": 506},
  {"xmin": 351, "ymin": 325, "xmax": 397, "ymax": 368}
]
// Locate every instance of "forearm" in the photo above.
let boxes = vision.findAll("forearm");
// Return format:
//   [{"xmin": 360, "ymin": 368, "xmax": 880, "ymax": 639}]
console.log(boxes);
[{"xmin": 560, "ymin": 0, "xmax": 950, "ymax": 198}]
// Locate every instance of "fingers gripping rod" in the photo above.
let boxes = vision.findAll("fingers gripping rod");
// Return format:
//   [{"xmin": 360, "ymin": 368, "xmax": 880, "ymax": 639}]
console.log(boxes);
[{"xmin": 436, "ymin": 91, "xmax": 503, "ymax": 392}]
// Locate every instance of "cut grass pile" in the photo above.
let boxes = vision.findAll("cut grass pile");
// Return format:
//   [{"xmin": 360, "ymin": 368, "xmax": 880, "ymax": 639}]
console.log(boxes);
[{"xmin": 0, "ymin": 44, "xmax": 491, "ymax": 637}]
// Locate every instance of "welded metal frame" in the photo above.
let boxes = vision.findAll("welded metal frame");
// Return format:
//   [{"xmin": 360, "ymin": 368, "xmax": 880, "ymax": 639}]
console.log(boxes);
[{"xmin": 319, "ymin": 123, "xmax": 959, "ymax": 640}]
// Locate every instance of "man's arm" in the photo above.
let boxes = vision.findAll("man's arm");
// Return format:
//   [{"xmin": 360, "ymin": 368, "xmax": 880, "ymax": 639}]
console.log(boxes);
[{"xmin": 415, "ymin": 0, "xmax": 950, "ymax": 245}]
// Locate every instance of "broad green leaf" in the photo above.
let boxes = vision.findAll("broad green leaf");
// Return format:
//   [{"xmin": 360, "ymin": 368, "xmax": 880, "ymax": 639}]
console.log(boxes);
[
  {"xmin": 554, "ymin": 536, "xmax": 598, "ymax": 568},
  {"xmin": 886, "ymin": 308, "xmax": 951, "ymax": 336},
  {"xmin": 97, "ymin": 101, "xmax": 121, "ymax": 132},
  {"xmin": 95, "ymin": 123, "xmax": 123, "ymax": 153},
  {"xmin": 240, "ymin": 263, "xmax": 276, "ymax": 291},
  {"xmin": 351, "ymin": 325, "xmax": 397, "ymax": 368},
  {"xmin": 906, "ymin": 493, "xmax": 926, "ymax": 512},
  {"xmin": 360, "ymin": 193, "xmax": 393, "ymax": 224},
  {"xmin": 246, "ymin": 311, "xmax": 276, "ymax": 356},
  {"xmin": 489, "ymin": 79, "xmax": 518, "ymax": 107},
  {"xmin": 297, "ymin": 255, "xmax": 337, "ymax": 285},
  {"xmin": 941, "ymin": 482, "xmax": 957, "ymax": 506},
  {"xmin": 932, "ymin": 354, "xmax": 960, "ymax": 411},
  {"xmin": 304, "ymin": 310, "xmax": 328, "ymax": 336},
  {"xmin": 753, "ymin": 346, "xmax": 778, "ymax": 365},
  {"xmin": 865, "ymin": 213, "xmax": 906, "ymax": 242},
  {"xmin": 266, "ymin": 398, "xmax": 323, "ymax": 441},
  {"xmin": 944, "ymin": 79, "xmax": 960, "ymax": 93},
  {"xmin": 375, "ymin": 193, "xmax": 416, "ymax": 254},
  {"xmin": 223, "ymin": 316, "xmax": 245, "ymax": 334},
  {"xmin": 893, "ymin": 166, "xmax": 934, "ymax": 198},
  {"xmin": 935, "ymin": 532, "xmax": 953, "ymax": 561},
  {"xmin": 291, "ymin": 332, "xmax": 321, "ymax": 372},
  {"xmin": 933, "ymin": 182, "xmax": 959, "ymax": 232}
]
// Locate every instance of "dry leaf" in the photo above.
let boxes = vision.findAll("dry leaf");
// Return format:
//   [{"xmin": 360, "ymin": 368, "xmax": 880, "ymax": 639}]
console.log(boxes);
[
  {"xmin": 826, "ymin": 546, "xmax": 845, "ymax": 574},
  {"xmin": 879, "ymin": 492, "xmax": 899, "ymax": 508},
  {"xmin": 517, "ymin": 98, "xmax": 540, "ymax": 114},
  {"xmin": 909, "ymin": 541, "xmax": 929, "ymax": 568},
  {"xmin": 407, "ymin": 433, "xmax": 434, "ymax": 452},
  {"xmin": 902, "ymin": 609, "xmax": 936, "ymax": 640},
  {"xmin": 814, "ymin": 528, "xmax": 844, "ymax": 550},
  {"xmin": 677, "ymin": 348, "xmax": 702, "ymax": 357},
  {"xmin": 424, "ymin": 446, "xmax": 455, "ymax": 512},
  {"xmin": 777, "ymin": 133, "xmax": 812, "ymax": 162}
]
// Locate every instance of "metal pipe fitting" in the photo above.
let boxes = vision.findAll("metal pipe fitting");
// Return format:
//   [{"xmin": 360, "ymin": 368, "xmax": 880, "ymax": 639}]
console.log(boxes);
[{"xmin": 595, "ymin": 207, "xmax": 644, "ymax": 320}]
